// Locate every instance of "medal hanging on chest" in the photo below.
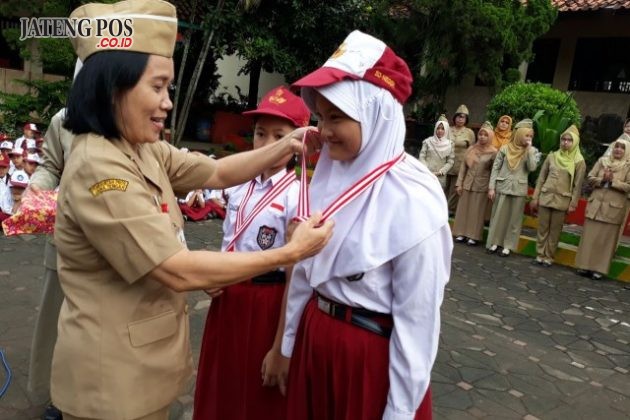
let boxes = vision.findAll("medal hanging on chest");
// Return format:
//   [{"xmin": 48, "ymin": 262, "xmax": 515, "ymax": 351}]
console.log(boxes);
[{"xmin": 293, "ymin": 130, "xmax": 405, "ymax": 224}]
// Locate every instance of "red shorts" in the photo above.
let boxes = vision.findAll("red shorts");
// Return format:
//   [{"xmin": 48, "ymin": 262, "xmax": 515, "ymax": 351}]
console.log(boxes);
[{"xmin": 286, "ymin": 297, "xmax": 432, "ymax": 420}]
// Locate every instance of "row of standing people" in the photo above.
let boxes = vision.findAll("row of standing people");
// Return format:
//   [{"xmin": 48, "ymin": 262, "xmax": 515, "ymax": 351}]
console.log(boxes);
[{"xmin": 429, "ymin": 111, "xmax": 630, "ymax": 280}]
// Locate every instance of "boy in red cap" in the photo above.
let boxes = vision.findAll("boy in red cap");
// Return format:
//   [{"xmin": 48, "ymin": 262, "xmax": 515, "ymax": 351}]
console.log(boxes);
[
  {"xmin": 8, "ymin": 147, "xmax": 26, "ymax": 174},
  {"xmin": 194, "ymin": 86, "xmax": 311, "ymax": 420},
  {"xmin": 14, "ymin": 122, "xmax": 39, "ymax": 150},
  {"xmin": 24, "ymin": 153, "xmax": 41, "ymax": 176},
  {"xmin": 0, "ymin": 169, "xmax": 30, "ymax": 222},
  {"xmin": 282, "ymin": 30, "xmax": 452, "ymax": 420}
]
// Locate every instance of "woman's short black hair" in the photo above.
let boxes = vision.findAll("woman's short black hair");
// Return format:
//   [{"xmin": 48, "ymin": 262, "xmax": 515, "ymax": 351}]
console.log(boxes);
[
  {"xmin": 64, "ymin": 51, "xmax": 150, "ymax": 140},
  {"xmin": 452, "ymin": 113, "xmax": 469, "ymax": 125}
]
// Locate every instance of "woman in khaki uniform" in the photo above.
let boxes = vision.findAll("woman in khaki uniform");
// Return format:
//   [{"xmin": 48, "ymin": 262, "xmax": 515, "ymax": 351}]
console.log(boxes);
[
  {"xmin": 52, "ymin": 2, "xmax": 333, "ymax": 420},
  {"xmin": 493, "ymin": 115, "xmax": 513, "ymax": 149},
  {"xmin": 419, "ymin": 116, "xmax": 454, "ymax": 192},
  {"xmin": 531, "ymin": 125, "xmax": 586, "ymax": 267},
  {"xmin": 453, "ymin": 121, "xmax": 497, "ymax": 245},
  {"xmin": 487, "ymin": 119, "xmax": 539, "ymax": 257},
  {"xmin": 575, "ymin": 139, "xmax": 630, "ymax": 279},
  {"xmin": 446, "ymin": 104, "xmax": 476, "ymax": 213}
]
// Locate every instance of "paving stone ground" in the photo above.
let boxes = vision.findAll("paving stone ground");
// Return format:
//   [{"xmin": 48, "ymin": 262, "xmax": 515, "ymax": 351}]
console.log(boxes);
[{"xmin": 1, "ymin": 219, "xmax": 629, "ymax": 419}]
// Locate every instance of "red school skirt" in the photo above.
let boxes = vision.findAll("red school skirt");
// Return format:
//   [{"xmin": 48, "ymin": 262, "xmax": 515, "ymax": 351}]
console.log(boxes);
[
  {"xmin": 179, "ymin": 201, "xmax": 226, "ymax": 221},
  {"xmin": 193, "ymin": 278, "xmax": 286, "ymax": 420},
  {"xmin": 286, "ymin": 298, "xmax": 432, "ymax": 420}
]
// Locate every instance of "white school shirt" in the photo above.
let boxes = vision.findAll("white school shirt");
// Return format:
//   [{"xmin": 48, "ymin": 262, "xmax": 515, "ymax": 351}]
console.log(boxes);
[
  {"xmin": 220, "ymin": 169, "xmax": 299, "ymax": 252},
  {"xmin": 0, "ymin": 183, "xmax": 13, "ymax": 214},
  {"xmin": 282, "ymin": 224, "xmax": 452, "ymax": 420},
  {"xmin": 14, "ymin": 136, "xmax": 28, "ymax": 150}
]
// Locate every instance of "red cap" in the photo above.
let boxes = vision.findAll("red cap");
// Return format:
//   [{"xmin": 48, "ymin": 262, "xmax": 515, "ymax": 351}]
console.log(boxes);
[
  {"xmin": 242, "ymin": 86, "xmax": 311, "ymax": 128},
  {"xmin": 9, "ymin": 170, "xmax": 29, "ymax": 188},
  {"xmin": 0, "ymin": 154, "xmax": 9, "ymax": 168},
  {"xmin": 0, "ymin": 133, "xmax": 9, "ymax": 141},
  {"xmin": 292, "ymin": 30, "xmax": 413, "ymax": 104},
  {"xmin": 23, "ymin": 122, "xmax": 39, "ymax": 132}
]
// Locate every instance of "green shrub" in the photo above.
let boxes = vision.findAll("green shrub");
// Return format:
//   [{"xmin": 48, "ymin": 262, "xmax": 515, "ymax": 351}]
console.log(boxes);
[{"xmin": 486, "ymin": 82, "xmax": 581, "ymax": 131}]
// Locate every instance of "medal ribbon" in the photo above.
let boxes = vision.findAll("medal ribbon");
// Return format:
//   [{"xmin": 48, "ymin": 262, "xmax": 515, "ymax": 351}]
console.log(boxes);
[
  {"xmin": 226, "ymin": 170, "xmax": 296, "ymax": 252},
  {"xmin": 294, "ymin": 130, "xmax": 405, "ymax": 223}
]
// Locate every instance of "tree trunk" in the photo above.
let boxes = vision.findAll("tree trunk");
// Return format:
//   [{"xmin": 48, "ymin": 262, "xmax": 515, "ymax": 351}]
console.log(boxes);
[
  {"xmin": 173, "ymin": 0, "xmax": 225, "ymax": 147},
  {"xmin": 169, "ymin": 0, "xmax": 198, "ymax": 144},
  {"xmin": 247, "ymin": 60, "xmax": 262, "ymax": 109}
]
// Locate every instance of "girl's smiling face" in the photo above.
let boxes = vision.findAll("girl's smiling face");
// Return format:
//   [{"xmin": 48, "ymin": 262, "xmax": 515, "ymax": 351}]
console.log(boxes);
[{"xmin": 314, "ymin": 93, "xmax": 362, "ymax": 161}]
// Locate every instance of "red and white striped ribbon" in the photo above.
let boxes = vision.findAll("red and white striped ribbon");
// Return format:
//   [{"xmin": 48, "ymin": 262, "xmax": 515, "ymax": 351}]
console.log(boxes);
[
  {"xmin": 294, "ymin": 129, "xmax": 405, "ymax": 224},
  {"xmin": 226, "ymin": 170, "xmax": 297, "ymax": 252}
]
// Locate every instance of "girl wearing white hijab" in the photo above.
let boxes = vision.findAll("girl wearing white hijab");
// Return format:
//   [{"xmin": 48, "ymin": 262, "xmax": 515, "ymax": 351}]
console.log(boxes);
[{"xmin": 281, "ymin": 31, "xmax": 452, "ymax": 420}]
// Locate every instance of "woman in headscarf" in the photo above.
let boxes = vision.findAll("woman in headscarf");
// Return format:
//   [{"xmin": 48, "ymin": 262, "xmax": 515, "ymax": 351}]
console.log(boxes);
[
  {"xmin": 493, "ymin": 115, "xmax": 513, "ymax": 149},
  {"xmin": 603, "ymin": 118, "xmax": 630, "ymax": 157},
  {"xmin": 486, "ymin": 119, "xmax": 539, "ymax": 257},
  {"xmin": 283, "ymin": 30, "xmax": 452, "ymax": 420},
  {"xmin": 531, "ymin": 125, "xmax": 586, "ymax": 267},
  {"xmin": 419, "ymin": 115, "xmax": 454, "ymax": 193},
  {"xmin": 452, "ymin": 121, "xmax": 497, "ymax": 246},
  {"xmin": 575, "ymin": 138, "xmax": 630, "ymax": 279},
  {"xmin": 446, "ymin": 104, "xmax": 476, "ymax": 213}
]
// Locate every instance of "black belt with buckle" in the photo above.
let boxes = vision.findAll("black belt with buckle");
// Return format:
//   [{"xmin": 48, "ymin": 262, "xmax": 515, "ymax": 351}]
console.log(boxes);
[
  {"xmin": 316, "ymin": 294, "xmax": 393, "ymax": 338},
  {"xmin": 251, "ymin": 270, "xmax": 286, "ymax": 284}
]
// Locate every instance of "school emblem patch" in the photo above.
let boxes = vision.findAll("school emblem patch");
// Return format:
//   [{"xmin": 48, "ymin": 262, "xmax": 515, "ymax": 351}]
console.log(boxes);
[{"xmin": 257, "ymin": 225, "xmax": 277, "ymax": 250}]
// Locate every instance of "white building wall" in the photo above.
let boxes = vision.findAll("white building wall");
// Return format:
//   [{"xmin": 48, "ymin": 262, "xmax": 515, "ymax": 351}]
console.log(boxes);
[{"xmin": 214, "ymin": 53, "xmax": 287, "ymax": 102}]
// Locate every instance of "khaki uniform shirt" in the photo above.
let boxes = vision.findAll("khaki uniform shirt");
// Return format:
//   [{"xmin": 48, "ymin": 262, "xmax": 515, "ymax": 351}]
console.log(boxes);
[
  {"xmin": 447, "ymin": 127, "xmax": 475, "ymax": 176},
  {"xmin": 585, "ymin": 158, "xmax": 630, "ymax": 225},
  {"xmin": 30, "ymin": 108, "xmax": 75, "ymax": 269},
  {"xmin": 532, "ymin": 154, "xmax": 586, "ymax": 212},
  {"xmin": 52, "ymin": 133, "xmax": 216, "ymax": 419},
  {"xmin": 455, "ymin": 151, "xmax": 496, "ymax": 192},
  {"xmin": 489, "ymin": 146, "xmax": 538, "ymax": 196},
  {"xmin": 418, "ymin": 138, "xmax": 454, "ymax": 187}
]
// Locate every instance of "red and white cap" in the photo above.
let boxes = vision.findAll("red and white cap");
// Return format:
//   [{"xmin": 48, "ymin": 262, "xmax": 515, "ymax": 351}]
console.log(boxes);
[
  {"xmin": 9, "ymin": 147, "xmax": 25, "ymax": 157},
  {"xmin": 26, "ymin": 153, "xmax": 41, "ymax": 164},
  {"xmin": 23, "ymin": 122, "xmax": 39, "ymax": 132},
  {"xmin": 9, "ymin": 170, "xmax": 29, "ymax": 188},
  {"xmin": 292, "ymin": 30, "xmax": 413, "ymax": 104},
  {"xmin": 242, "ymin": 86, "xmax": 311, "ymax": 128},
  {"xmin": 0, "ymin": 140, "xmax": 13, "ymax": 150},
  {"xmin": 0, "ymin": 133, "xmax": 9, "ymax": 142}
]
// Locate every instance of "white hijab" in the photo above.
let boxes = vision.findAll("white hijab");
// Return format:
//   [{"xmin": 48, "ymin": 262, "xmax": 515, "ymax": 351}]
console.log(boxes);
[
  {"xmin": 428, "ymin": 120, "xmax": 452, "ymax": 159},
  {"xmin": 299, "ymin": 80, "xmax": 448, "ymax": 287}
]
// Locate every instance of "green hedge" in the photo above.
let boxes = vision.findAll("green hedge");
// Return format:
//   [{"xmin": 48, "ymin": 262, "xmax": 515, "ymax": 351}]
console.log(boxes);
[{"xmin": 486, "ymin": 82, "xmax": 581, "ymax": 128}]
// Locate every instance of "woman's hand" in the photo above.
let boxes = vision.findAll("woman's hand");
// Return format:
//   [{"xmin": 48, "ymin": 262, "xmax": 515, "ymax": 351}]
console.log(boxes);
[
  {"xmin": 204, "ymin": 287, "xmax": 223, "ymax": 298},
  {"xmin": 568, "ymin": 204, "xmax": 576, "ymax": 213},
  {"xmin": 261, "ymin": 347, "xmax": 291, "ymax": 395},
  {"xmin": 286, "ymin": 212, "xmax": 334, "ymax": 261},
  {"xmin": 456, "ymin": 186, "xmax": 463, "ymax": 196},
  {"xmin": 529, "ymin": 200, "xmax": 538, "ymax": 213},
  {"xmin": 285, "ymin": 127, "xmax": 322, "ymax": 156},
  {"xmin": 488, "ymin": 189, "xmax": 496, "ymax": 201}
]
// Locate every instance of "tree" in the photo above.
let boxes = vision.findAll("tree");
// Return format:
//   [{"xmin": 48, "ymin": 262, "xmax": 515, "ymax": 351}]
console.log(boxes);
[
  {"xmin": 220, "ymin": 0, "xmax": 378, "ymax": 109},
  {"xmin": 370, "ymin": 0, "xmax": 558, "ymax": 121}
]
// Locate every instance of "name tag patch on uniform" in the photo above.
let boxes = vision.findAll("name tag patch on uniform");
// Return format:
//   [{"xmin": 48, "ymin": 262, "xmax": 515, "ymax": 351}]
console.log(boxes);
[
  {"xmin": 89, "ymin": 179, "xmax": 129, "ymax": 197},
  {"xmin": 257, "ymin": 225, "xmax": 277, "ymax": 250}
]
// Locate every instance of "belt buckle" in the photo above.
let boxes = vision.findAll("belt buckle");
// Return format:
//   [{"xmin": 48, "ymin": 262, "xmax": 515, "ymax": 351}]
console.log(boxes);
[{"xmin": 317, "ymin": 297, "xmax": 331, "ymax": 315}]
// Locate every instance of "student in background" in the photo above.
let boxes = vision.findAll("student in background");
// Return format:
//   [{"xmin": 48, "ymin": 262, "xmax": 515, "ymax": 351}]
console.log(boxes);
[{"xmin": 194, "ymin": 86, "xmax": 310, "ymax": 420}]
